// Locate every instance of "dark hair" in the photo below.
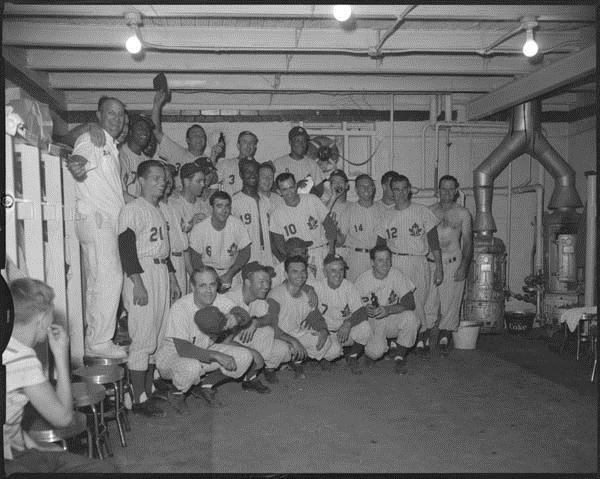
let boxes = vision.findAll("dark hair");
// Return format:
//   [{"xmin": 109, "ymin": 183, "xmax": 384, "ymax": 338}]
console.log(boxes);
[
  {"xmin": 381, "ymin": 171, "xmax": 401, "ymax": 186},
  {"xmin": 137, "ymin": 159, "xmax": 165, "ymax": 179},
  {"xmin": 276, "ymin": 172, "xmax": 296, "ymax": 186},
  {"xmin": 10, "ymin": 278, "xmax": 55, "ymax": 325},
  {"xmin": 390, "ymin": 174, "xmax": 412, "ymax": 199},
  {"xmin": 97, "ymin": 96, "xmax": 125, "ymax": 113},
  {"xmin": 190, "ymin": 266, "xmax": 219, "ymax": 286},
  {"xmin": 369, "ymin": 244, "xmax": 392, "ymax": 261},
  {"xmin": 209, "ymin": 190, "xmax": 231, "ymax": 207},
  {"xmin": 237, "ymin": 131, "xmax": 258, "ymax": 143},
  {"xmin": 354, "ymin": 174, "xmax": 374, "ymax": 186},
  {"xmin": 258, "ymin": 161, "xmax": 276, "ymax": 174},
  {"xmin": 238, "ymin": 158, "xmax": 260, "ymax": 176},
  {"xmin": 284, "ymin": 255, "xmax": 308, "ymax": 273},
  {"xmin": 186, "ymin": 124, "xmax": 206, "ymax": 140},
  {"xmin": 439, "ymin": 174, "xmax": 459, "ymax": 189}
]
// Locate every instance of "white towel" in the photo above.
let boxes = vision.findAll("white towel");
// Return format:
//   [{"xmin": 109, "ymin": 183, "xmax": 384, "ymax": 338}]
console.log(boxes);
[{"xmin": 559, "ymin": 306, "xmax": 597, "ymax": 332}]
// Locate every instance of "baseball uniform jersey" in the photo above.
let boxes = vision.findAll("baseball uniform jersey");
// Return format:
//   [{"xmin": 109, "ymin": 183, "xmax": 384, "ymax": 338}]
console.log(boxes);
[
  {"xmin": 160, "ymin": 199, "xmax": 189, "ymax": 294},
  {"xmin": 216, "ymin": 157, "xmax": 243, "ymax": 196},
  {"xmin": 272, "ymin": 154, "xmax": 324, "ymax": 186},
  {"xmin": 118, "ymin": 197, "xmax": 171, "ymax": 370},
  {"xmin": 374, "ymin": 199, "xmax": 395, "ymax": 211},
  {"xmin": 119, "ymin": 143, "xmax": 149, "ymax": 198},
  {"xmin": 231, "ymin": 191, "xmax": 274, "ymax": 267},
  {"xmin": 168, "ymin": 195, "xmax": 212, "ymax": 235}
]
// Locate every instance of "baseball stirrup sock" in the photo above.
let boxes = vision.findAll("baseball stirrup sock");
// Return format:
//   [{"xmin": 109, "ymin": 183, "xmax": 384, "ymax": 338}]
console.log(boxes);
[
  {"xmin": 202, "ymin": 370, "xmax": 229, "ymax": 388},
  {"xmin": 343, "ymin": 343, "xmax": 364, "ymax": 359}
]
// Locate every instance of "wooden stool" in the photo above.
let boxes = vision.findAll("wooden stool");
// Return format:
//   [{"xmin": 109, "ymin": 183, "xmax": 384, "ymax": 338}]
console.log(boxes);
[
  {"xmin": 73, "ymin": 365, "xmax": 128, "ymax": 447},
  {"xmin": 26, "ymin": 410, "xmax": 92, "ymax": 457},
  {"xmin": 71, "ymin": 382, "xmax": 111, "ymax": 459}
]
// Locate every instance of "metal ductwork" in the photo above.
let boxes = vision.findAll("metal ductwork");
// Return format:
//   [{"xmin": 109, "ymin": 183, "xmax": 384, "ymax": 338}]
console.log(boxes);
[{"xmin": 473, "ymin": 100, "xmax": 583, "ymax": 235}]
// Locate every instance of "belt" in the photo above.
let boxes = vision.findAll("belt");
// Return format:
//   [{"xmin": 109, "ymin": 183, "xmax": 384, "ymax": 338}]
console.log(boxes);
[
  {"xmin": 392, "ymin": 252, "xmax": 422, "ymax": 257},
  {"xmin": 308, "ymin": 243, "xmax": 327, "ymax": 250},
  {"xmin": 354, "ymin": 248, "xmax": 370, "ymax": 253},
  {"xmin": 427, "ymin": 256, "xmax": 458, "ymax": 264},
  {"xmin": 171, "ymin": 252, "xmax": 183, "ymax": 257},
  {"xmin": 153, "ymin": 258, "xmax": 168, "ymax": 265}
]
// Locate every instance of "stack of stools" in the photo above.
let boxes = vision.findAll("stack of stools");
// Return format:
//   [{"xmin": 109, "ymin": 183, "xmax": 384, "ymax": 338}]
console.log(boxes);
[
  {"xmin": 71, "ymin": 382, "xmax": 110, "ymax": 459},
  {"xmin": 73, "ymin": 363, "xmax": 129, "ymax": 448},
  {"xmin": 26, "ymin": 410, "xmax": 92, "ymax": 457}
]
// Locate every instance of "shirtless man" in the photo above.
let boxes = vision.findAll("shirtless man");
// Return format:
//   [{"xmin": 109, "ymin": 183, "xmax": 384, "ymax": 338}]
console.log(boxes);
[{"xmin": 424, "ymin": 175, "xmax": 473, "ymax": 356}]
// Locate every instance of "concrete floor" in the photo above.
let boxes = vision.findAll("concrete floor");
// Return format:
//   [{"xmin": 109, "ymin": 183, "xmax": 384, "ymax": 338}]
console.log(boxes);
[{"xmin": 105, "ymin": 331, "xmax": 597, "ymax": 474}]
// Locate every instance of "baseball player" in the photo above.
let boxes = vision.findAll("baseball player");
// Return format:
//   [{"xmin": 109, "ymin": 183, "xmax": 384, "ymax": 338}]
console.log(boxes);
[
  {"xmin": 424, "ymin": 175, "xmax": 473, "ymax": 356},
  {"xmin": 223, "ymin": 261, "xmax": 293, "ymax": 385},
  {"xmin": 216, "ymin": 130, "xmax": 259, "ymax": 196},
  {"xmin": 188, "ymin": 190, "xmax": 251, "ymax": 292},
  {"xmin": 325, "ymin": 169, "xmax": 350, "ymax": 256},
  {"xmin": 118, "ymin": 160, "xmax": 182, "ymax": 417},
  {"xmin": 271, "ymin": 237, "xmax": 319, "ymax": 289},
  {"xmin": 313, "ymin": 254, "xmax": 373, "ymax": 374},
  {"xmin": 375, "ymin": 175, "xmax": 443, "ymax": 359},
  {"xmin": 65, "ymin": 96, "xmax": 129, "ymax": 359},
  {"xmin": 119, "ymin": 115, "xmax": 154, "ymax": 198},
  {"xmin": 231, "ymin": 159, "xmax": 274, "ymax": 267},
  {"xmin": 355, "ymin": 245, "xmax": 420, "ymax": 374},
  {"xmin": 155, "ymin": 266, "xmax": 256, "ymax": 414},
  {"xmin": 272, "ymin": 126, "xmax": 325, "ymax": 197},
  {"xmin": 375, "ymin": 171, "xmax": 401, "ymax": 211},
  {"xmin": 268, "ymin": 255, "xmax": 333, "ymax": 378},
  {"xmin": 258, "ymin": 161, "xmax": 285, "ymax": 216},
  {"xmin": 270, "ymin": 172, "xmax": 337, "ymax": 281},
  {"xmin": 337, "ymin": 174, "xmax": 386, "ymax": 281}
]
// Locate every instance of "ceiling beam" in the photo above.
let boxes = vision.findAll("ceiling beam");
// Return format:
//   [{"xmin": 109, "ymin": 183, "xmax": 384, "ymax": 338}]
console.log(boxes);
[
  {"xmin": 48, "ymin": 72, "xmax": 509, "ymax": 93},
  {"xmin": 467, "ymin": 45, "xmax": 596, "ymax": 119}
]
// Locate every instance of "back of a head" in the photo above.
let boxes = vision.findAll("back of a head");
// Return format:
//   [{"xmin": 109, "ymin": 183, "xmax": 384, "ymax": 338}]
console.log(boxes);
[{"xmin": 9, "ymin": 278, "xmax": 54, "ymax": 324}]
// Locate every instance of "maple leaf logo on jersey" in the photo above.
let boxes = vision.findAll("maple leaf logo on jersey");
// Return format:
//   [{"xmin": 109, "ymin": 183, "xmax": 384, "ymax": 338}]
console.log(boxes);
[
  {"xmin": 387, "ymin": 289, "xmax": 399, "ymax": 305},
  {"xmin": 341, "ymin": 304, "xmax": 351, "ymax": 318},
  {"xmin": 307, "ymin": 215, "xmax": 318, "ymax": 230},
  {"xmin": 409, "ymin": 222, "xmax": 423, "ymax": 237},
  {"xmin": 226, "ymin": 243, "xmax": 238, "ymax": 257}
]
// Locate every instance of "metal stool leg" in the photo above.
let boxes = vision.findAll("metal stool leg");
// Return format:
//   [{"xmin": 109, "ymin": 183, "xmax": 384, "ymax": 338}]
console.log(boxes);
[
  {"xmin": 576, "ymin": 322, "xmax": 581, "ymax": 360},
  {"xmin": 98, "ymin": 399, "xmax": 113, "ymax": 457},
  {"xmin": 89, "ymin": 404, "xmax": 104, "ymax": 460},
  {"xmin": 592, "ymin": 336, "xmax": 597, "ymax": 382},
  {"xmin": 86, "ymin": 427, "xmax": 93, "ymax": 459},
  {"xmin": 113, "ymin": 381, "xmax": 127, "ymax": 447},
  {"xmin": 560, "ymin": 323, "xmax": 568, "ymax": 355}
]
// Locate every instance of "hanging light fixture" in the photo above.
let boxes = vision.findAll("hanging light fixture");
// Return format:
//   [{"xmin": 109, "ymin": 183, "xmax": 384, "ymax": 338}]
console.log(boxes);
[
  {"xmin": 521, "ymin": 18, "xmax": 539, "ymax": 58},
  {"xmin": 332, "ymin": 5, "xmax": 352, "ymax": 22},
  {"xmin": 124, "ymin": 12, "xmax": 143, "ymax": 54}
]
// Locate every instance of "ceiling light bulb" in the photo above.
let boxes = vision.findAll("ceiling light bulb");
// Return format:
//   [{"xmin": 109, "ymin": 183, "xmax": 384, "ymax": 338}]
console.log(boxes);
[
  {"xmin": 333, "ymin": 5, "xmax": 352, "ymax": 22},
  {"xmin": 126, "ymin": 34, "xmax": 142, "ymax": 54},
  {"xmin": 522, "ymin": 29, "xmax": 538, "ymax": 57}
]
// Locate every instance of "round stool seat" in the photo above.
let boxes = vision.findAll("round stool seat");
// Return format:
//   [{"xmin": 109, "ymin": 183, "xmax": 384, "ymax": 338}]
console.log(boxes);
[
  {"xmin": 72, "ymin": 382, "xmax": 106, "ymax": 408},
  {"xmin": 84, "ymin": 355, "xmax": 127, "ymax": 367},
  {"xmin": 27, "ymin": 411, "xmax": 88, "ymax": 444},
  {"xmin": 73, "ymin": 365, "xmax": 124, "ymax": 384}
]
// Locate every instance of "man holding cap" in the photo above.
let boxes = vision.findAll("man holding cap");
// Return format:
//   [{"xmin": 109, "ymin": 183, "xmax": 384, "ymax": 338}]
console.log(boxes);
[
  {"xmin": 119, "ymin": 114, "xmax": 155, "ymax": 199},
  {"xmin": 272, "ymin": 126, "xmax": 325, "ymax": 197},
  {"xmin": 217, "ymin": 131, "xmax": 259, "ymax": 197},
  {"xmin": 223, "ymin": 261, "xmax": 293, "ymax": 385}
]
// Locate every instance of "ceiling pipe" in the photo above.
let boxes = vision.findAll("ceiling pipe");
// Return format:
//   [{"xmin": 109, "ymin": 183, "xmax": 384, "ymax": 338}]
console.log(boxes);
[
  {"xmin": 473, "ymin": 100, "xmax": 582, "ymax": 236},
  {"xmin": 370, "ymin": 5, "xmax": 416, "ymax": 57}
]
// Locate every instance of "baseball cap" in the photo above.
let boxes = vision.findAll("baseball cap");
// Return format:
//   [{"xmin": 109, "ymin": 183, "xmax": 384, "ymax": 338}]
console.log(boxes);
[
  {"xmin": 288, "ymin": 126, "xmax": 309, "ymax": 140},
  {"xmin": 193, "ymin": 157, "xmax": 216, "ymax": 176},
  {"xmin": 241, "ymin": 261, "xmax": 276, "ymax": 281},
  {"xmin": 284, "ymin": 237, "xmax": 313, "ymax": 254},
  {"xmin": 323, "ymin": 253, "xmax": 348, "ymax": 268},
  {"xmin": 129, "ymin": 113, "xmax": 154, "ymax": 129},
  {"xmin": 329, "ymin": 169, "xmax": 348, "ymax": 182},
  {"xmin": 194, "ymin": 306, "xmax": 227, "ymax": 341},
  {"xmin": 179, "ymin": 162, "xmax": 203, "ymax": 180}
]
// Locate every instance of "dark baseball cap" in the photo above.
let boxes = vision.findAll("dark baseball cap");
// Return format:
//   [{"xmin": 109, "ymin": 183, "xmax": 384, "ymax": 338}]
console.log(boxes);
[
  {"xmin": 179, "ymin": 162, "xmax": 204, "ymax": 180},
  {"xmin": 329, "ymin": 169, "xmax": 348, "ymax": 182},
  {"xmin": 194, "ymin": 306, "xmax": 227, "ymax": 341},
  {"xmin": 323, "ymin": 253, "xmax": 348, "ymax": 268},
  {"xmin": 284, "ymin": 237, "xmax": 313, "ymax": 253},
  {"xmin": 193, "ymin": 157, "xmax": 216, "ymax": 176},
  {"xmin": 241, "ymin": 261, "xmax": 276, "ymax": 281},
  {"xmin": 288, "ymin": 126, "xmax": 309, "ymax": 140}
]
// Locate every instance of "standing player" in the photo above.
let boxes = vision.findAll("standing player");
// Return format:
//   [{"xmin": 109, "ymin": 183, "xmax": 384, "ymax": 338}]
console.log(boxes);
[
  {"xmin": 355, "ymin": 245, "xmax": 420, "ymax": 374},
  {"xmin": 231, "ymin": 159, "xmax": 274, "ymax": 267},
  {"xmin": 268, "ymin": 256, "xmax": 333, "ymax": 378},
  {"xmin": 216, "ymin": 131, "xmax": 259, "ymax": 197},
  {"xmin": 375, "ymin": 171, "xmax": 401, "ymax": 211},
  {"xmin": 272, "ymin": 126, "xmax": 325, "ymax": 197},
  {"xmin": 119, "ymin": 115, "xmax": 153, "ymax": 198},
  {"xmin": 118, "ymin": 160, "xmax": 181, "ymax": 417},
  {"xmin": 313, "ymin": 254, "xmax": 373, "ymax": 374},
  {"xmin": 188, "ymin": 191, "xmax": 251, "ymax": 291},
  {"xmin": 258, "ymin": 161, "xmax": 285, "ymax": 217},
  {"xmin": 375, "ymin": 175, "xmax": 443, "ymax": 359},
  {"xmin": 424, "ymin": 175, "xmax": 473, "ymax": 356},
  {"xmin": 223, "ymin": 261, "xmax": 292, "ymax": 385},
  {"xmin": 337, "ymin": 174, "xmax": 385, "ymax": 281},
  {"xmin": 270, "ymin": 172, "xmax": 337, "ymax": 280}
]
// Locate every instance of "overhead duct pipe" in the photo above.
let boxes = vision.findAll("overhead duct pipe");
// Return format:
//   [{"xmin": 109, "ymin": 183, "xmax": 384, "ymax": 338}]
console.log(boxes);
[{"xmin": 473, "ymin": 100, "xmax": 582, "ymax": 236}]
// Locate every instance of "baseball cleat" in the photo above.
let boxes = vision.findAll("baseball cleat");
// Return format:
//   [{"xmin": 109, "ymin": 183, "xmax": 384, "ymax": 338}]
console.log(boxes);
[
  {"xmin": 131, "ymin": 400, "xmax": 167, "ymax": 418},
  {"xmin": 394, "ymin": 358, "xmax": 407, "ymax": 375},
  {"xmin": 346, "ymin": 356, "xmax": 362, "ymax": 375},
  {"xmin": 171, "ymin": 393, "xmax": 191, "ymax": 416},
  {"xmin": 263, "ymin": 369, "xmax": 279, "ymax": 384},
  {"xmin": 190, "ymin": 385, "xmax": 222, "ymax": 406},
  {"xmin": 415, "ymin": 346, "xmax": 430, "ymax": 360},
  {"xmin": 439, "ymin": 342, "xmax": 449, "ymax": 357},
  {"xmin": 290, "ymin": 362, "xmax": 306, "ymax": 379},
  {"xmin": 363, "ymin": 356, "xmax": 376, "ymax": 368},
  {"xmin": 242, "ymin": 379, "xmax": 271, "ymax": 394},
  {"xmin": 319, "ymin": 359, "xmax": 332, "ymax": 371}
]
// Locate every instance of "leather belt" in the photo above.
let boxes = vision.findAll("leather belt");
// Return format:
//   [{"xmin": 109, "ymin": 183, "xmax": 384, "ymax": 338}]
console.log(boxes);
[
  {"xmin": 354, "ymin": 248, "xmax": 370, "ymax": 253},
  {"xmin": 171, "ymin": 252, "xmax": 183, "ymax": 257},
  {"xmin": 427, "ymin": 256, "xmax": 458, "ymax": 264},
  {"xmin": 153, "ymin": 258, "xmax": 168, "ymax": 265}
]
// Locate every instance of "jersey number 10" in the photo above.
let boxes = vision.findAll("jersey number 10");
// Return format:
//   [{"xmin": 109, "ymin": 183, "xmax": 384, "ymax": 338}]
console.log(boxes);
[{"xmin": 283, "ymin": 224, "xmax": 297, "ymax": 236}]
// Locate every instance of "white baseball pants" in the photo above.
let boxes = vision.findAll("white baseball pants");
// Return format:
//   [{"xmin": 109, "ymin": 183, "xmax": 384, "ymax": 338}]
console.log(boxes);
[
  {"xmin": 323, "ymin": 320, "xmax": 373, "ymax": 361},
  {"xmin": 344, "ymin": 248, "xmax": 372, "ymax": 282},
  {"xmin": 391, "ymin": 255, "xmax": 430, "ymax": 328},
  {"xmin": 291, "ymin": 328, "xmax": 333, "ymax": 361},
  {"xmin": 424, "ymin": 251, "xmax": 465, "ymax": 331},
  {"xmin": 364, "ymin": 310, "xmax": 420, "ymax": 359},
  {"xmin": 234, "ymin": 326, "xmax": 292, "ymax": 369}
]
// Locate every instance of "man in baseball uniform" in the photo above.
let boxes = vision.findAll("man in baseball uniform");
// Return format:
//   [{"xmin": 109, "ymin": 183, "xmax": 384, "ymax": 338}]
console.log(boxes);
[
  {"xmin": 119, "ymin": 115, "xmax": 154, "ymax": 198},
  {"xmin": 118, "ymin": 160, "xmax": 182, "ymax": 417},
  {"xmin": 270, "ymin": 172, "xmax": 337, "ymax": 281},
  {"xmin": 272, "ymin": 126, "xmax": 325, "ymax": 197},
  {"xmin": 268, "ymin": 256, "xmax": 333, "ymax": 378},
  {"xmin": 155, "ymin": 266, "xmax": 254, "ymax": 414},
  {"xmin": 65, "ymin": 96, "xmax": 130, "ymax": 359},
  {"xmin": 258, "ymin": 161, "xmax": 285, "ymax": 215},
  {"xmin": 376, "ymin": 175, "xmax": 443, "ymax": 359},
  {"xmin": 231, "ymin": 159, "xmax": 274, "ymax": 267},
  {"xmin": 355, "ymin": 245, "xmax": 420, "ymax": 374},
  {"xmin": 216, "ymin": 130, "xmax": 259, "ymax": 197},
  {"xmin": 223, "ymin": 261, "xmax": 292, "ymax": 385},
  {"xmin": 424, "ymin": 175, "xmax": 473, "ymax": 356},
  {"xmin": 313, "ymin": 254, "xmax": 373, "ymax": 374},
  {"xmin": 188, "ymin": 190, "xmax": 251, "ymax": 292},
  {"xmin": 375, "ymin": 171, "xmax": 401, "ymax": 211},
  {"xmin": 337, "ymin": 174, "xmax": 386, "ymax": 281}
]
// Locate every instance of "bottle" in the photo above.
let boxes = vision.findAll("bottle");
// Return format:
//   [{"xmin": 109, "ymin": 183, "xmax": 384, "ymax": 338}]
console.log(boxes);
[
  {"xmin": 216, "ymin": 132, "xmax": 226, "ymax": 160},
  {"xmin": 371, "ymin": 292, "xmax": 379, "ymax": 308}
]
